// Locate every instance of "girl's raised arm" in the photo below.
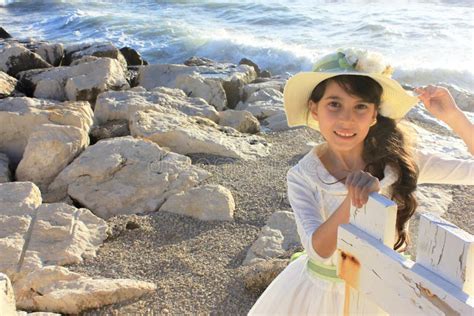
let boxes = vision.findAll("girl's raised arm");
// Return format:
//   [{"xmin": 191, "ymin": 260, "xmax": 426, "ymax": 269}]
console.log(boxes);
[{"xmin": 415, "ymin": 85, "xmax": 474, "ymax": 155}]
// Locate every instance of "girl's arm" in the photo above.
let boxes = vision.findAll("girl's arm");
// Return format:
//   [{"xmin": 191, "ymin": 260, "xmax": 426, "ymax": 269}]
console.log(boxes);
[{"xmin": 415, "ymin": 85, "xmax": 474, "ymax": 155}]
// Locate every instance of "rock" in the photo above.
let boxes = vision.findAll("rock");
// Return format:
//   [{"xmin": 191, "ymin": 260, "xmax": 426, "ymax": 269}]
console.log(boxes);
[
  {"xmin": 160, "ymin": 184, "xmax": 235, "ymax": 221},
  {"xmin": 0, "ymin": 44, "xmax": 52, "ymax": 77},
  {"xmin": 63, "ymin": 42, "xmax": 127, "ymax": 71},
  {"xmin": 69, "ymin": 55, "xmax": 100, "ymax": 66},
  {"xmin": 17, "ymin": 57, "xmax": 129, "ymax": 103},
  {"xmin": 120, "ymin": 47, "xmax": 147, "ymax": 66},
  {"xmin": 137, "ymin": 63, "xmax": 257, "ymax": 108},
  {"xmin": 15, "ymin": 124, "xmax": 89, "ymax": 192},
  {"xmin": 129, "ymin": 109, "xmax": 270, "ymax": 160},
  {"xmin": 0, "ymin": 182, "xmax": 107, "ymax": 281},
  {"xmin": 13, "ymin": 266, "xmax": 156, "ymax": 314},
  {"xmin": 0, "ymin": 97, "xmax": 93, "ymax": 164},
  {"xmin": 439, "ymin": 83, "xmax": 474, "ymax": 112},
  {"xmin": 32, "ymin": 42, "xmax": 64, "ymax": 67},
  {"xmin": 0, "ymin": 27, "xmax": 12, "ymax": 39},
  {"xmin": 242, "ymin": 259, "xmax": 288, "ymax": 294},
  {"xmin": 90, "ymin": 119, "xmax": 130, "ymax": 143},
  {"xmin": 243, "ymin": 211, "xmax": 299, "ymax": 265},
  {"xmin": 0, "ymin": 153, "xmax": 10, "ymax": 183},
  {"xmin": 239, "ymin": 57, "xmax": 261, "ymax": 76},
  {"xmin": 0, "ymin": 273, "xmax": 16, "ymax": 316},
  {"xmin": 218, "ymin": 109, "xmax": 260, "ymax": 134},
  {"xmin": 242, "ymin": 81, "xmax": 285, "ymax": 101},
  {"xmin": 259, "ymin": 70, "xmax": 272, "ymax": 78},
  {"xmin": 0, "ymin": 71, "xmax": 17, "ymax": 98},
  {"xmin": 261, "ymin": 112, "xmax": 291, "ymax": 132},
  {"xmin": 184, "ymin": 56, "xmax": 216, "ymax": 67},
  {"xmin": 46, "ymin": 136, "xmax": 211, "ymax": 219},
  {"xmin": 94, "ymin": 87, "xmax": 219, "ymax": 125},
  {"xmin": 176, "ymin": 73, "xmax": 227, "ymax": 110}
]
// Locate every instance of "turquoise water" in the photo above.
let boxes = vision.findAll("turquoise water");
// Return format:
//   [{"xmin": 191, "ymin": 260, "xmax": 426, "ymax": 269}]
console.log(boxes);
[{"xmin": 1, "ymin": 0, "xmax": 473, "ymax": 91}]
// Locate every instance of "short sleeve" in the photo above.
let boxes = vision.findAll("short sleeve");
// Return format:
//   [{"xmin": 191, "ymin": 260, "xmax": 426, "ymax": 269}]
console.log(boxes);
[
  {"xmin": 415, "ymin": 149, "xmax": 474, "ymax": 185},
  {"xmin": 287, "ymin": 165, "xmax": 331, "ymax": 262}
]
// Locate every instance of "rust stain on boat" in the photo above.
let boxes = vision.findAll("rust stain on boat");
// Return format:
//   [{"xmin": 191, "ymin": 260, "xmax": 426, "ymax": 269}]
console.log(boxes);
[{"xmin": 338, "ymin": 250, "xmax": 360, "ymax": 316}]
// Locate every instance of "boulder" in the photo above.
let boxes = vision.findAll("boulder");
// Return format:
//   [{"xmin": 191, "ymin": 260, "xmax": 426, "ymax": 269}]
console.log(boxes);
[
  {"xmin": 0, "ymin": 152, "xmax": 11, "ymax": 183},
  {"xmin": 13, "ymin": 266, "xmax": 156, "ymax": 314},
  {"xmin": 261, "ymin": 112, "xmax": 291, "ymax": 132},
  {"xmin": 236, "ymin": 88, "xmax": 285, "ymax": 120},
  {"xmin": 439, "ymin": 83, "xmax": 474, "ymax": 112},
  {"xmin": 183, "ymin": 56, "xmax": 217, "ymax": 67},
  {"xmin": 31, "ymin": 42, "xmax": 64, "ymax": 67},
  {"xmin": 129, "ymin": 109, "xmax": 270, "ymax": 160},
  {"xmin": 242, "ymin": 81, "xmax": 285, "ymax": 101},
  {"xmin": 46, "ymin": 136, "xmax": 211, "ymax": 219},
  {"xmin": 16, "ymin": 124, "xmax": 89, "ymax": 192},
  {"xmin": 0, "ymin": 273, "xmax": 16, "ymax": 316},
  {"xmin": 218, "ymin": 109, "xmax": 260, "ymax": 134},
  {"xmin": 239, "ymin": 57, "xmax": 261, "ymax": 76},
  {"xmin": 137, "ymin": 63, "xmax": 257, "ymax": 108},
  {"xmin": 0, "ymin": 182, "xmax": 107, "ymax": 279},
  {"xmin": 176, "ymin": 73, "xmax": 227, "ymax": 110},
  {"xmin": 243, "ymin": 211, "xmax": 299, "ymax": 265},
  {"xmin": 17, "ymin": 57, "xmax": 129, "ymax": 103},
  {"xmin": 160, "ymin": 184, "xmax": 234, "ymax": 221},
  {"xmin": 0, "ymin": 97, "xmax": 93, "ymax": 164},
  {"xmin": 0, "ymin": 44, "xmax": 52, "ymax": 77},
  {"xmin": 0, "ymin": 71, "xmax": 17, "ymax": 98},
  {"xmin": 69, "ymin": 55, "xmax": 100, "ymax": 66},
  {"xmin": 94, "ymin": 87, "xmax": 219, "ymax": 124},
  {"xmin": 120, "ymin": 46, "xmax": 147, "ymax": 66},
  {"xmin": 0, "ymin": 27, "xmax": 12, "ymax": 39},
  {"xmin": 63, "ymin": 42, "xmax": 127, "ymax": 70}
]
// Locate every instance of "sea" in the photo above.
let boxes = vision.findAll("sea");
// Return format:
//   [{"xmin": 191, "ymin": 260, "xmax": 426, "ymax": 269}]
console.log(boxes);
[{"xmin": 0, "ymin": 0, "xmax": 473, "ymax": 93}]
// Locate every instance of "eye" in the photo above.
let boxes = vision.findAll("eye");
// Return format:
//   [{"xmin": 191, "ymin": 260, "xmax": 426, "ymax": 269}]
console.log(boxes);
[
  {"xmin": 327, "ymin": 102, "xmax": 341, "ymax": 110},
  {"xmin": 355, "ymin": 103, "xmax": 369, "ymax": 110}
]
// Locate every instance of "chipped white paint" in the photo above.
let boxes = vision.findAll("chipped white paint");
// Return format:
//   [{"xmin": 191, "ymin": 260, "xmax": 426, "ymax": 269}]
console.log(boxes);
[
  {"xmin": 416, "ymin": 212, "xmax": 473, "ymax": 296},
  {"xmin": 337, "ymin": 193, "xmax": 474, "ymax": 315}
]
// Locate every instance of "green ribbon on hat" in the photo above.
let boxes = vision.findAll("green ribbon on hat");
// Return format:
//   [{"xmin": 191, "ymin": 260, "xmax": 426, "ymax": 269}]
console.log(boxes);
[{"xmin": 312, "ymin": 52, "xmax": 356, "ymax": 73}]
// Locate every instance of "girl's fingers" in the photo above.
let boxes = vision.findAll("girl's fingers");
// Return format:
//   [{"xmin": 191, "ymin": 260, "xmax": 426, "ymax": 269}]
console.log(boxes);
[{"xmin": 355, "ymin": 175, "xmax": 371, "ymax": 208}]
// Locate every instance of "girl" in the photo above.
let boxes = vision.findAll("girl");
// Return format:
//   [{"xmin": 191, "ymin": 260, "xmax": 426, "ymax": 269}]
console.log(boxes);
[{"xmin": 248, "ymin": 50, "xmax": 474, "ymax": 315}]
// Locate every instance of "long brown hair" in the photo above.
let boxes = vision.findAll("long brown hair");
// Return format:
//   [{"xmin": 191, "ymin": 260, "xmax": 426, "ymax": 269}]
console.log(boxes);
[{"xmin": 308, "ymin": 75, "xmax": 419, "ymax": 251}]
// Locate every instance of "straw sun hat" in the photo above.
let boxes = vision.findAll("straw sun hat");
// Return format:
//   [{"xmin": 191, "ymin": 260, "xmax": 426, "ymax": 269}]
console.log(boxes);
[{"xmin": 283, "ymin": 49, "xmax": 420, "ymax": 131}]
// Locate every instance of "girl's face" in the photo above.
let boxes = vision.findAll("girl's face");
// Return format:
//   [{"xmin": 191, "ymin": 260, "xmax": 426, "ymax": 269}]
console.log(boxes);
[{"xmin": 309, "ymin": 80, "xmax": 377, "ymax": 154}]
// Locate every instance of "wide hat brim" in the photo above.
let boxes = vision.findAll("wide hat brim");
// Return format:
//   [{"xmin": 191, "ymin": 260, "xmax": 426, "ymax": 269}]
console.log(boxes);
[{"xmin": 283, "ymin": 71, "xmax": 419, "ymax": 131}]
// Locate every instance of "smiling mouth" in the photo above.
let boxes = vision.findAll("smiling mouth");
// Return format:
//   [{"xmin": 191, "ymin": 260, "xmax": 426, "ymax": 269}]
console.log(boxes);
[{"xmin": 334, "ymin": 131, "xmax": 357, "ymax": 138}]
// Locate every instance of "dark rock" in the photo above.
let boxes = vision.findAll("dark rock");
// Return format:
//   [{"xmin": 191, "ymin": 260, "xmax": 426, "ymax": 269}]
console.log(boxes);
[
  {"xmin": 184, "ymin": 56, "xmax": 217, "ymax": 67},
  {"xmin": 260, "ymin": 70, "xmax": 272, "ymax": 78},
  {"xmin": 126, "ymin": 66, "xmax": 140, "ymax": 88},
  {"xmin": 120, "ymin": 47, "xmax": 147, "ymax": 66},
  {"xmin": 89, "ymin": 120, "xmax": 130, "ymax": 144},
  {"xmin": 0, "ymin": 27, "xmax": 12, "ymax": 39},
  {"xmin": 239, "ymin": 58, "xmax": 261, "ymax": 76},
  {"xmin": 63, "ymin": 42, "xmax": 127, "ymax": 69}
]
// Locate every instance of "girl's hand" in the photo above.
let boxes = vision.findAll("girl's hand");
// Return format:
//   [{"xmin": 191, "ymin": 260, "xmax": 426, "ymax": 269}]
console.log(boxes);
[
  {"xmin": 345, "ymin": 170, "xmax": 380, "ymax": 208},
  {"xmin": 414, "ymin": 85, "xmax": 460, "ymax": 124}
]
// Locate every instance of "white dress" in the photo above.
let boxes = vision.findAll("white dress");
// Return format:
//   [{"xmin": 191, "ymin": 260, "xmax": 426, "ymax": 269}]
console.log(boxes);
[{"xmin": 248, "ymin": 143, "xmax": 474, "ymax": 316}]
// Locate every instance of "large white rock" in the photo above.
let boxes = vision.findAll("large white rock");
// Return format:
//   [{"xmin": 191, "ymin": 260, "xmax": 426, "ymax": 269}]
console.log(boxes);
[
  {"xmin": 218, "ymin": 109, "xmax": 260, "ymax": 134},
  {"xmin": 47, "ymin": 136, "xmax": 211, "ymax": 219},
  {"xmin": 241, "ymin": 80, "xmax": 285, "ymax": 101},
  {"xmin": 16, "ymin": 124, "xmax": 89, "ymax": 191},
  {"xmin": 137, "ymin": 63, "xmax": 257, "ymax": 108},
  {"xmin": 0, "ymin": 273, "xmax": 16, "ymax": 316},
  {"xmin": 13, "ymin": 266, "xmax": 156, "ymax": 314},
  {"xmin": 64, "ymin": 42, "xmax": 128, "ymax": 71},
  {"xmin": 129, "ymin": 109, "xmax": 270, "ymax": 160},
  {"xmin": 261, "ymin": 112, "xmax": 291, "ymax": 132},
  {"xmin": 243, "ymin": 211, "xmax": 299, "ymax": 265},
  {"xmin": 235, "ymin": 88, "xmax": 285, "ymax": 120},
  {"xmin": 0, "ymin": 97, "xmax": 93, "ymax": 164},
  {"xmin": 17, "ymin": 58, "xmax": 129, "ymax": 103},
  {"xmin": 160, "ymin": 184, "xmax": 235, "ymax": 221},
  {"xmin": 0, "ymin": 152, "xmax": 10, "ymax": 183},
  {"xmin": 0, "ymin": 44, "xmax": 52, "ymax": 76},
  {"xmin": 0, "ymin": 181, "xmax": 42, "ymax": 217},
  {"xmin": 0, "ymin": 71, "xmax": 17, "ymax": 98},
  {"xmin": 175, "ymin": 73, "xmax": 227, "ymax": 110},
  {"xmin": 34, "ymin": 42, "xmax": 64, "ymax": 67},
  {"xmin": 94, "ymin": 87, "xmax": 219, "ymax": 124}
]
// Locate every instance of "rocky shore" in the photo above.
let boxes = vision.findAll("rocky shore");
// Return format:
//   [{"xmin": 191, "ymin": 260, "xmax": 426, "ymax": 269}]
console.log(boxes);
[{"xmin": 0, "ymin": 26, "xmax": 473, "ymax": 315}]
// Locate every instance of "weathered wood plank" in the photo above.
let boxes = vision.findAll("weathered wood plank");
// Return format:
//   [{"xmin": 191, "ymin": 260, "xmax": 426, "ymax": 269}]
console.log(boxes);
[
  {"xmin": 416, "ymin": 212, "xmax": 474, "ymax": 296},
  {"xmin": 349, "ymin": 193, "xmax": 397, "ymax": 247},
  {"xmin": 337, "ymin": 224, "xmax": 474, "ymax": 315}
]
